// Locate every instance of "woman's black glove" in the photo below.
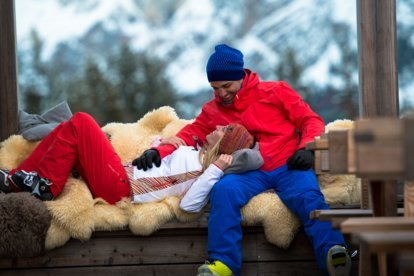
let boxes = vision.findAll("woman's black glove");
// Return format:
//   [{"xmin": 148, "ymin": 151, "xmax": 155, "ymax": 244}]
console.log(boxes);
[
  {"xmin": 286, "ymin": 149, "xmax": 314, "ymax": 170},
  {"xmin": 132, "ymin": 149, "xmax": 161, "ymax": 171}
]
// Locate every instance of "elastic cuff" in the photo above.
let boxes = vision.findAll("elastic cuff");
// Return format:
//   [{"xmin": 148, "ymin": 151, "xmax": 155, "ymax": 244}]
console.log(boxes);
[{"xmin": 212, "ymin": 163, "xmax": 224, "ymax": 171}]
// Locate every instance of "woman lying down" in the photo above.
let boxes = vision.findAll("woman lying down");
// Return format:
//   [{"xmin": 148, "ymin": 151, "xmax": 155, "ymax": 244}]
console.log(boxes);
[
  {"xmin": 0, "ymin": 112, "xmax": 263, "ymax": 213},
  {"xmin": 129, "ymin": 123, "xmax": 263, "ymax": 212}
]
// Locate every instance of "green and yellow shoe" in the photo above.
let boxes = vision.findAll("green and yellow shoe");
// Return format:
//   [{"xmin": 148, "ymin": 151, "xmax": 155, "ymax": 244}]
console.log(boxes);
[
  {"xmin": 326, "ymin": 245, "xmax": 352, "ymax": 276},
  {"xmin": 197, "ymin": 260, "xmax": 233, "ymax": 276}
]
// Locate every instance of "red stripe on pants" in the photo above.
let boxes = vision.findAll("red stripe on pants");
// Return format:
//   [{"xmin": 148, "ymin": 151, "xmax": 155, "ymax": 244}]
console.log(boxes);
[{"xmin": 12, "ymin": 112, "xmax": 131, "ymax": 204}]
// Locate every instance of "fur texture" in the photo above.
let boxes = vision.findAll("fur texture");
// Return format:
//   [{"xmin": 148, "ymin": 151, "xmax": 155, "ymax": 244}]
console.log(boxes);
[
  {"xmin": 0, "ymin": 107, "xmax": 361, "ymax": 257},
  {"xmin": 0, "ymin": 192, "xmax": 51, "ymax": 257}
]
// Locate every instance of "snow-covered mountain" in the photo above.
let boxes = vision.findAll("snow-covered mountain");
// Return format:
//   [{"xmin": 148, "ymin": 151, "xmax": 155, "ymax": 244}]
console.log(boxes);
[{"xmin": 15, "ymin": 0, "xmax": 357, "ymax": 94}]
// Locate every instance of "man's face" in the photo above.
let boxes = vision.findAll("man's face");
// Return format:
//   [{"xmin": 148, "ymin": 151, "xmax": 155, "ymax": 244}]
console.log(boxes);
[{"xmin": 210, "ymin": 79, "xmax": 243, "ymax": 105}]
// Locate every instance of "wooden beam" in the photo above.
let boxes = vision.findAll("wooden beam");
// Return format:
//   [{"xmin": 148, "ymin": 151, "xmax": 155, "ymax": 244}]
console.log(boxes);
[
  {"xmin": 357, "ymin": 0, "xmax": 399, "ymax": 215},
  {"xmin": 404, "ymin": 181, "xmax": 414, "ymax": 217},
  {"xmin": 354, "ymin": 118, "xmax": 403, "ymax": 179},
  {"xmin": 310, "ymin": 208, "xmax": 404, "ymax": 221},
  {"xmin": 354, "ymin": 231, "xmax": 414, "ymax": 253},
  {"xmin": 341, "ymin": 217, "xmax": 414, "ymax": 233},
  {"xmin": 0, "ymin": 0, "xmax": 19, "ymax": 142},
  {"xmin": 357, "ymin": 0, "xmax": 399, "ymax": 117}
]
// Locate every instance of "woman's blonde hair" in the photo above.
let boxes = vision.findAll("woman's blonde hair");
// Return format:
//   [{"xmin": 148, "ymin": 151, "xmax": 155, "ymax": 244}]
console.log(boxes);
[
  {"xmin": 198, "ymin": 123, "xmax": 254, "ymax": 171},
  {"xmin": 199, "ymin": 135, "xmax": 225, "ymax": 172}
]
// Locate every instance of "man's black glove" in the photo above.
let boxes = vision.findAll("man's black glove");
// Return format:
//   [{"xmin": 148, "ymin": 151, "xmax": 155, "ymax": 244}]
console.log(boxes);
[
  {"xmin": 286, "ymin": 149, "xmax": 314, "ymax": 170},
  {"xmin": 132, "ymin": 149, "xmax": 161, "ymax": 171}
]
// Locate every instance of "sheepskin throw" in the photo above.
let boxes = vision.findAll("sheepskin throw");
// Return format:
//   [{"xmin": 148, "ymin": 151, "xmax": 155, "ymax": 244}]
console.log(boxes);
[{"xmin": 0, "ymin": 107, "xmax": 360, "ymax": 256}]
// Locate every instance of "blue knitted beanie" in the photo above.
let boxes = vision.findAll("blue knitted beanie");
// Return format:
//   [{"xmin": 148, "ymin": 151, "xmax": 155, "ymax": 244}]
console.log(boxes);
[{"xmin": 206, "ymin": 44, "xmax": 245, "ymax": 82}]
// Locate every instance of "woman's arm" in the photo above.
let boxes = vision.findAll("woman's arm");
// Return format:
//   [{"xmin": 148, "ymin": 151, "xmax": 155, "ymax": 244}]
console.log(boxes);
[{"xmin": 179, "ymin": 155, "xmax": 232, "ymax": 212}]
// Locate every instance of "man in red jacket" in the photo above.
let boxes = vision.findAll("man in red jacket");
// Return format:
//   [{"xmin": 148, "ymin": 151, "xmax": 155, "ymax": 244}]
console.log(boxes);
[{"xmin": 134, "ymin": 44, "xmax": 351, "ymax": 276}]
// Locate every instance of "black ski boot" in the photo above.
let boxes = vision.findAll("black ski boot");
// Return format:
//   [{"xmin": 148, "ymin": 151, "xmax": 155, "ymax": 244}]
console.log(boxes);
[{"xmin": 8, "ymin": 170, "xmax": 54, "ymax": 201}]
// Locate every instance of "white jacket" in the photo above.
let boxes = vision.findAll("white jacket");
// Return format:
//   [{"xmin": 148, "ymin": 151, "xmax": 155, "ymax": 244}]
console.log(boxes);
[
  {"xmin": 130, "ymin": 146, "xmax": 222, "ymax": 212},
  {"xmin": 129, "ymin": 144, "xmax": 264, "ymax": 213}
]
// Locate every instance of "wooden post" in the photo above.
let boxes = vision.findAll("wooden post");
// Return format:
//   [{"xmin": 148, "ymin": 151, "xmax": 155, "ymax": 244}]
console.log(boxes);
[
  {"xmin": 357, "ymin": 0, "xmax": 399, "ymax": 117},
  {"xmin": 357, "ymin": 0, "xmax": 398, "ymax": 216},
  {"xmin": 0, "ymin": 0, "xmax": 19, "ymax": 142}
]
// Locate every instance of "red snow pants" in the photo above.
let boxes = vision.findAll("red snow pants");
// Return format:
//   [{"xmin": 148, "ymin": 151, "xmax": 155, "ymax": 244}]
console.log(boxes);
[{"xmin": 11, "ymin": 112, "xmax": 131, "ymax": 204}]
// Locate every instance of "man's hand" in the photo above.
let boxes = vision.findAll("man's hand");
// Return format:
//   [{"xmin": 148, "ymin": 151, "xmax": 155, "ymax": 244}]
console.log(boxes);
[
  {"xmin": 286, "ymin": 149, "xmax": 314, "ymax": 170},
  {"xmin": 132, "ymin": 149, "xmax": 161, "ymax": 171},
  {"xmin": 160, "ymin": 136, "xmax": 187, "ymax": 148},
  {"xmin": 213, "ymin": 154, "xmax": 233, "ymax": 171}
]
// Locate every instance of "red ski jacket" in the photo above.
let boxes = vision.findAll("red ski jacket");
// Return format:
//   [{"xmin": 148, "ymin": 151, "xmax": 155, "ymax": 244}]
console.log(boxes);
[{"xmin": 155, "ymin": 70, "xmax": 324, "ymax": 171}]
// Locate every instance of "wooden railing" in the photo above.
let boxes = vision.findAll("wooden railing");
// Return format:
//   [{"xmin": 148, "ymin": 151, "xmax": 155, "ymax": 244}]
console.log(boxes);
[{"xmin": 308, "ymin": 117, "xmax": 414, "ymax": 276}]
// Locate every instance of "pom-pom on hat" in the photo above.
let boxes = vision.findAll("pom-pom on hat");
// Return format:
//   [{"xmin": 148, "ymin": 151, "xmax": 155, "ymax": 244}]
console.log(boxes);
[
  {"xmin": 219, "ymin": 123, "xmax": 254, "ymax": 154},
  {"xmin": 206, "ymin": 44, "xmax": 245, "ymax": 82}
]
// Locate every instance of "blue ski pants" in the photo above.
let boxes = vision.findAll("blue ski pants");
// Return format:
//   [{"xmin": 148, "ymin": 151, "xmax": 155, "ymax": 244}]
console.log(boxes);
[{"xmin": 207, "ymin": 165, "xmax": 345, "ymax": 275}]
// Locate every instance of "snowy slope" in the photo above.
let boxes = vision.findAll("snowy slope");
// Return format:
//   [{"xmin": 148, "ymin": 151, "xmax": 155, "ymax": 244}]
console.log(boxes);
[{"xmin": 15, "ymin": 0, "xmax": 356, "ymax": 94}]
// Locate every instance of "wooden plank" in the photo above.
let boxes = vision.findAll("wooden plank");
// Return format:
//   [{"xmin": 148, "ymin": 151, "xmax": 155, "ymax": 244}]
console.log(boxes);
[
  {"xmin": 404, "ymin": 117, "xmax": 414, "ymax": 181},
  {"xmin": 316, "ymin": 139, "xmax": 329, "ymax": 150},
  {"xmin": 306, "ymin": 137, "xmax": 329, "ymax": 151},
  {"xmin": 370, "ymin": 180, "xmax": 398, "ymax": 216},
  {"xmin": 256, "ymin": 228, "xmax": 314, "ymax": 261},
  {"xmin": 354, "ymin": 232, "xmax": 414, "ymax": 253},
  {"xmin": 0, "ymin": 229, "xmax": 209, "ymax": 268},
  {"xmin": 341, "ymin": 217, "xmax": 414, "ymax": 234},
  {"xmin": 361, "ymin": 179, "xmax": 371, "ymax": 209},
  {"xmin": 331, "ymin": 218, "xmax": 350, "ymax": 229},
  {"xmin": 357, "ymin": 0, "xmax": 377, "ymax": 117},
  {"xmin": 354, "ymin": 118, "xmax": 399, "ymax": 216},
  {"xmin": 358, "ymin": 242, "xmax": 373, "ymax": 276},
  {"xmin": 311, "ymin": 208, "xmax": 403, "ymax": 229},
  {"xmin": 310, "ymin": 208, "xmax": 404, "ymax": 220},
  {"xmin": 0, "ymin": 228, "xmax": 317, "ymax": 269},
  {"xmin": 313, "ymin": 150, "xmax": 322, "ymax": 173},
  {"xmin": 354, "ymin": 118, "xmax": 403, "ymax": 179},
  {"xmin": 374, "ymin": 0, "xmax": 399, "ymax": 116},
  {"xmin": 312, "ymin": 150, "xmax": 329, "ymax": 173},
  {"xmin": 320, "ymin": 150, "xmax": 330, "ymax": 172},
  {"xmin": 0, "ymin": 261, "xmax": 325, "ymax": 276},
  {"xmin": 310, "ymin": 209, "xmax": 373, "ymax": 220},
  {"xmin": 0, "ymin": 227, "xmax": 359, "ymax": 275},
  {"xmin": 328, "ymin": 130, "xmax": 350, "ymax": 174},
  {"xmin": 0, "ymin": 238, "xmax": 360, "ymax": 276},
  {"xmin": 306, "ymin": 135, "xmax": 329, "ymax": 173},
  {"xmin": 404, "ymin": 181, "xmax": 414, "ymax": 217},
  {"xmin": 0, "ymin": 228, "xmax": 358, "ymax": 275},
  {"xmin": 347, "ymin": 129, "xmax": 356, "ymax": 173},
  {"xmin": 0, "ymin": 0, "xmax": 19, "ymax": 141}
]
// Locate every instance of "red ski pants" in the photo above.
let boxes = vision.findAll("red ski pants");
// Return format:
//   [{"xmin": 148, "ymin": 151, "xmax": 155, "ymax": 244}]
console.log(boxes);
[{"xmin": 11, "ymin": 112, "xmax": 131, "ymax": 204}]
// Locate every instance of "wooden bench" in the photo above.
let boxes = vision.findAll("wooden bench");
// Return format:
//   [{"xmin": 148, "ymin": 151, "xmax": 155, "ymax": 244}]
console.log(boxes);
[{"xmin": 0, "ymin": 214, "xmax": 359, "ymax": 275}]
